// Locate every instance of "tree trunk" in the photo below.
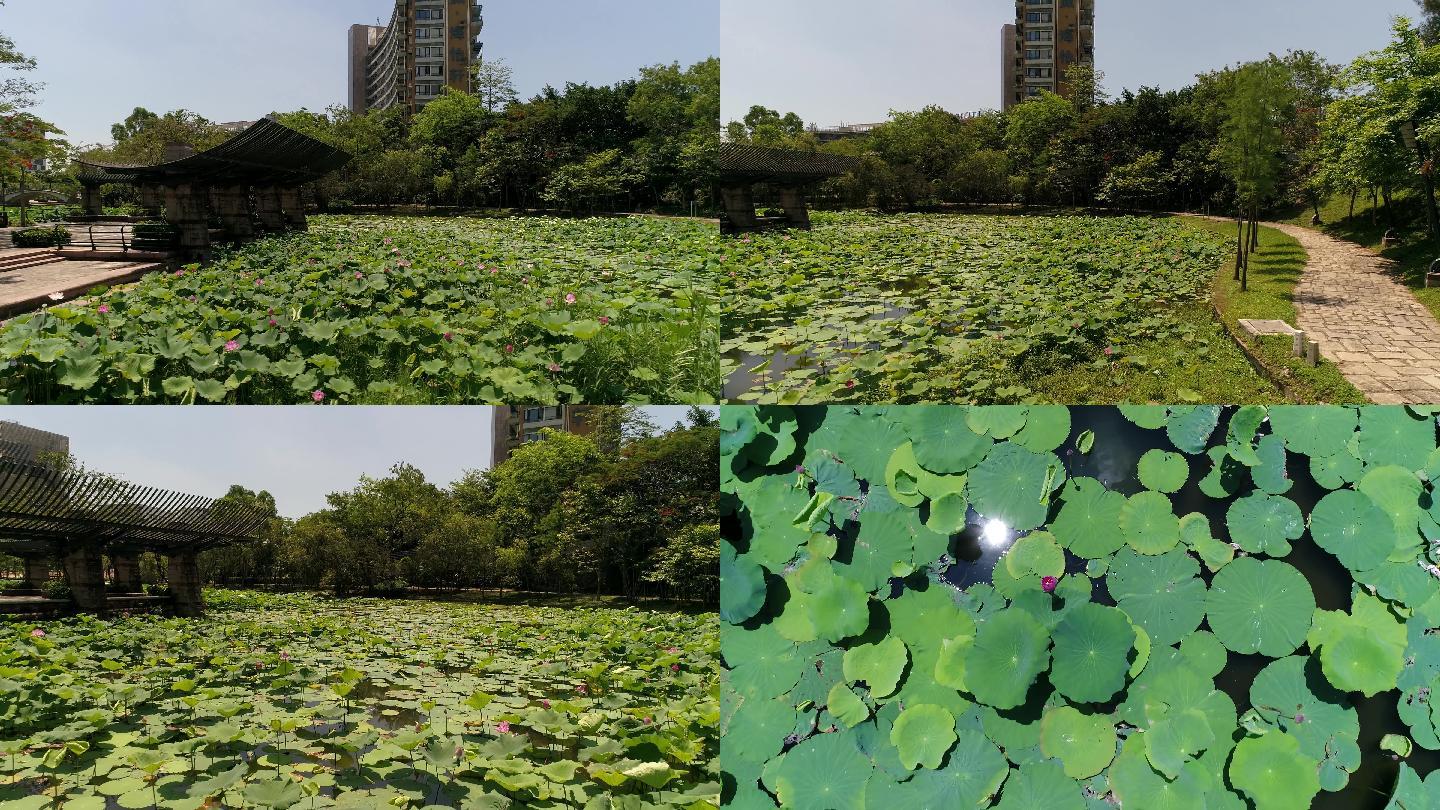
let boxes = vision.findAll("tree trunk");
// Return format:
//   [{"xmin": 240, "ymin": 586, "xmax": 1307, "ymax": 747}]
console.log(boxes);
[
  {"xmin": 1349, "ymin": 188, "xmax": 1358, "ymax": 219},
  {"xmin": 1234, "ymin": 208, "xmax": 1245, "ymax": 280}
]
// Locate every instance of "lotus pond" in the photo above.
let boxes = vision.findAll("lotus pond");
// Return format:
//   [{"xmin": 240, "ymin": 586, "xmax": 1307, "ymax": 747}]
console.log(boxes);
[
  {"xmin": 722, "ymin": 405, "xmax": 1440, "ymax": 809},
  {"xmin": 0, "ymin": 215, "xmax": 719, "ymax": 404},
  {"xmin": 719, "ymin": 212, "xmax": 1233, "ymax": 404},
  {"xmin": 0, "ymin": 590, "xmax": 719, "ymax": 809}
]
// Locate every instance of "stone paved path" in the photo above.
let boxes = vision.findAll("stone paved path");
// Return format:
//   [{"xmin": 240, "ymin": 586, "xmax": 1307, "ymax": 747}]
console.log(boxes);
[{"xmin": 1259, "ymin": 222, "xmax": 1440, "ymax": 404}]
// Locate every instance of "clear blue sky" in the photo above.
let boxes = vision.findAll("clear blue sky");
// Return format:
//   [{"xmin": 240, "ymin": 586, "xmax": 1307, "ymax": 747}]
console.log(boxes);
[
  {"xmin": 6, "ymin": 1, "xmax": 717, "ymax": 148},
  {"xmin": 6, "ymin": 406, "xmax": 708, "ymax": 519},
  {"xmin": 722, "ymin": 0, "xmax": 1419, "ymax": 127}
]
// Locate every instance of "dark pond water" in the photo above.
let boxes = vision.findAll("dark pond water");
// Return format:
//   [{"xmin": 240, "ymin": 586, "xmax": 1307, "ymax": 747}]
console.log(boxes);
[{"xmin": 931, "ymin": 406, "xmax": 1439, "ymax": 809}]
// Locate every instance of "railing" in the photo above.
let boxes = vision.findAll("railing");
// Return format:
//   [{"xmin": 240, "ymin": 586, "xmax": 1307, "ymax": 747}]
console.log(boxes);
[{"xmin": 63, "ymin": 222, "xmax": 178, "ymax": 255}]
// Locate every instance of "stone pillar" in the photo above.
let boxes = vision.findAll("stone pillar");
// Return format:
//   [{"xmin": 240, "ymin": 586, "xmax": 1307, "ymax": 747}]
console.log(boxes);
[
  {"xmin": 168, "ymin": 551, "xmax": 205, "ymax": 617},
  {"xmin": 80, "ymin": 184, "xmax": 104, "ymax": 216},
  {"xmin": 137, "ymin": 185, "xmax": 164, "ymax": 217},
  {"xmin": 62, "ymin": 545, "xmax": 108, "ymax": 614},
  {"xmin": 211, "ymin": 186, "xmax": 254, "ymax": 240},
  {"xmin": 255, "ymin": 187, "xmax": 285, "ymax": 231},
  {"xmin": 278, "ymin": 187, "xmax": 307, "ymax": 231},
  {"xmin": 777, "ymin": 185, "xmax": 812, "ymax": 229},
  {"xmin": 719, "ymin": 184, "xmax": 758, "ymax": 234},
  {"xmin": 14, "ymin": 556, "xmax": 48, "ymax": 594},
  {"xmin": 111, "ymin": 552, "xmax": 143, "ymax": 594},
  {"xmin": 163, "ymin": 183, "xmax": 211, "ymax": 258}
]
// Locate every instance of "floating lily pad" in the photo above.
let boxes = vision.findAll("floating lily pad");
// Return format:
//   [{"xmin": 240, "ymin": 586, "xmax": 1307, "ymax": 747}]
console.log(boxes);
[
  {"xmin": 890, "ymin": 704, "xmax": 957, "ymax": 770},
  {"xmin": 1226, "ymin": 493, "xmax": 1303, "ymax": 556},
  {"xmin": 1357, "ymin": 408, "xmax": 1436, "ymax": 471},
  {"xmin": 1119, "ymin": 491, "xmax": 1181, "ymax": 555},
  {"xmin": 901, "ymin": 410, "xmax": 993, "ymax": 474},
  {"xmin": 966, "ymin": 608, "xmax": 1051, "ymax": 710},
  {"xmin": 1165, "ymin": 405, "xmax": 1222, "ymax": 455},
  {"xmin": 1229, "ymin": 732, "xmax": 1321, "ymax": 810},
  {"xmin": 1050, "ymin": 602, "xmax": 1135, "ymax": 704},
  {"xmin": 844, "ymin": 637, "xmax": 908, "ymax": 699},
  {"xmin": 993, "ymin": 758, "xmax": 1085, "ymax": 810},
  {"xmin": 1050, "ymin": 477, "xmax": 1126, "ymax": 558},
  {"xmin": 1108, "ymin": 548, "xmax": 1206, "ymax": 647},
  {"xmin": 1268, "ymin": 407, "xmax": 1358, "ymax": 458},
  {"xmin": 1137, "ymin": 450, "xmax": 1189, "ymax": 494},
  {"xmin": 721, "ymin": 543, "xmax": 767, "ymax": 625},
  {"xmin": 1039, "ymin": 705, "xmax": 1117, "ymax": 778},
  {"xmin": 1309, "ymin": 489, "xmax": 1396, "ymax": 573},
  {"xmin": 1206, "ymin": 558, "xmax": 1315, "ymax": 657},
  {"xmin": 1308, "ymin": 591, "xmax": 1407, "ymax": 697},
  {"xmin": 967, "ymin": 442, "xmax": 1063, "ymax": 531}
]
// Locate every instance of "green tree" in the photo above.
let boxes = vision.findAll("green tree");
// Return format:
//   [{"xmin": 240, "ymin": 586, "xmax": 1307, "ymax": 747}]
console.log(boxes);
[
  {"xmin": 1004, "ymin": 92, "xmax": 1076, "ymax": 203},
  {"xmin": 472, "ymin": 58, "xmax": 518, "ymax": 113},
  {"xmin": 1218, "ymin": 61, "xmax": 1294, "ymax": 289}
]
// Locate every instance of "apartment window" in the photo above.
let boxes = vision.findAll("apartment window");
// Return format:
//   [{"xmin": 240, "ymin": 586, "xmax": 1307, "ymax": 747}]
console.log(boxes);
[
  {"xmin": 1025, "ymin": 30, "xmax": 1052, "ymax": 42},
  {"xmin": 416, "ymin": 45, "xmax": 443, "ymax": 58},
  {"xmin": 1026, "ymin": 67, "xmax": 1053, "ymax": 78},
  {"xmin": 416, "ymin": 8, "xmax": 443, "ymax": 20},
  {"xmin": 1025, "ymin": 48, "xmax": 1053, "ymax": 60},
  {"xmin": 523, "ymin": 431, "xmax": 541, "ymax": 443},
  {"xmin": 1060, "ymin": 0, "xmax": 1074, "ymax": 5},
  {"xmin": 525, "ymin": 407, "xmax": 543, "ymax": 421},
  {"xmin": 1025, "ymin": 11, "xmax": 1052, "ymax": 22},
  {"xmin": 417, "ymin": 65, "xmax": 444, "ymax": 78},
  {"xmin": 544, "ymin": 406, "xmax": 561, "ymax": 420},
  {"xmin": 416, "ymin": 26, "xmax": 443, "ymax": 39},
  {"xmin": 1027, "ymin": 87, "xmax": 1044, "ymax": 97}
]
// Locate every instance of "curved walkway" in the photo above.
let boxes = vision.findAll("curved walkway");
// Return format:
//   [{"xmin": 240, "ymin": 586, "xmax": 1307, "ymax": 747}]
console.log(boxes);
[{"xmin": 1258, "ymin": 222, "xmax": 1440, "ymax": 404}]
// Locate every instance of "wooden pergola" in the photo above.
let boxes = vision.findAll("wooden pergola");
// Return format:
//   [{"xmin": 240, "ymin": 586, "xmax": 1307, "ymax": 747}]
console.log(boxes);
[
  {"xmin": 74, "ymin": 118, "xmax": 351, "ymax": 259},
  {"xmin": 718, "ymin": 143, "xmax": 859, "ymax": 234},
  {"xmin": 0, "ymin": 431, "xmax": 268, "ymax": 616}
]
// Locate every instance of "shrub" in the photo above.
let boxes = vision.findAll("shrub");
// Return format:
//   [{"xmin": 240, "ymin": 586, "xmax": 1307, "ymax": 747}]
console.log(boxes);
[
  {"xmin": 11, "ymin": 225, "xmax": 72, "ymax": 249},
  {"xmin": 41, "ymin": 579, "xmax": 71, "ymax": 601}
]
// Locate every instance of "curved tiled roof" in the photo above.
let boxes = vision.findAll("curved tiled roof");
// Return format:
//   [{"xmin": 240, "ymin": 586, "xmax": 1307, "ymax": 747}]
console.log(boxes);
[
  {"xmin": 75, "ymin": 117, "xmax": 352, "ymax": 188},
  {"xmin": 719, "ymin": 143, "xmax": 860, "ymax": 184}
]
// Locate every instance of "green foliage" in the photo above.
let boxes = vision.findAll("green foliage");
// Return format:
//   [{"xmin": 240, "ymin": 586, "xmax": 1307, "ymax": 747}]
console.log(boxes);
[
  {"xmin": 10, "ymin": 224, "xmax": 69, "ymax": 248},
  {"xmin": 723, "ymin": 405, "xmax": 1440, "ymax": 809},
  {"xmin": 722, "ymin": 212, "xmax": 1231, "ymax": 403},
  {"xmin": 0, "ymin": 214, "xmax": 717, "ymax": 404},
  {"xmin": 0, "ymin": 590, "xmax": 717, "ymax": 806}
]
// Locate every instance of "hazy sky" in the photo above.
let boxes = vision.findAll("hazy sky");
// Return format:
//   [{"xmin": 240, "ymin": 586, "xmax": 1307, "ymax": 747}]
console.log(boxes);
[
  {"xmin": 722, "ymin": 0, "xmax": 1419, "ymax": 127},
  {"xmin": 6, "ymin": 0, "xmax": 718, "ymax": 147},
  {"xmin": 5, "ymin": 406, "xmax": 705, "ymax": 519}
]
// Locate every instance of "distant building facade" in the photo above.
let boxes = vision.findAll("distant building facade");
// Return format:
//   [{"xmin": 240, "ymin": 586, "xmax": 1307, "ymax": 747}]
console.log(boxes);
[
  {"xmin": 1003, "ymin": 0, "xmax": 1095, "ymax": 111},
  {"xmin": 810, "ymin": 123, "xmax": 885, "ymax": 143},
  {"xmin": 348, "ymin": 1, "xmax": 485, "ymax": 115},
  {"xmin": 491, "ymin": 406, "xmax": 597, "ymax": 467}
]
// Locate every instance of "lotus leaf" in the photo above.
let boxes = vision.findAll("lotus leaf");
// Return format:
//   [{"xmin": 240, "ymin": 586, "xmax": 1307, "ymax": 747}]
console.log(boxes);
[
  {"xmin": 1229, "ymin": 732, "xmax": 1321, "ymax": 810},
  {"xmin": 1207, "ymin": 558, "xmax": 1315, "ymax": 656},
  {"xmin": 1039, "ymin": 706, "xmax": 1117, "ymax": 778}
]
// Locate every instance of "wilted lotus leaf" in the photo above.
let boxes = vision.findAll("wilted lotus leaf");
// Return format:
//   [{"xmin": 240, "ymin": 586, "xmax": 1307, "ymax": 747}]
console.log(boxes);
[
  {"xmin": 885, "ymin": 441, "xmax": 926, "ymax": 508},
  {"xmin": 826, "ymin": 683, "xmax": 870, "ymax": 728}
]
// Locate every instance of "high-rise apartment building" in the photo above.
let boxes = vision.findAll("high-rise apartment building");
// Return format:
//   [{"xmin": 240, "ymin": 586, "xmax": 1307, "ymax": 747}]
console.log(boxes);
[
  {"xmin": 490, "ymin": 406, "xmax": 597, "ymax": 467},
  {"xmin": 348, "ymin": 1, "xmax": 485, "ymax": 115},
  {"xmin": 1002, "ymin": 0, "xmax": 1095, "ymax": 111}
]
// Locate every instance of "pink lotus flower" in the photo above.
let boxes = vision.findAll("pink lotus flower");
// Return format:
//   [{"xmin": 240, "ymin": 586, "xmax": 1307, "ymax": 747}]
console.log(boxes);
[
  {"xmin": 224, "ymin": 340, "xmax": 240, "ymax": 352},
  {"xmin": 546, "ymin": 298, "xmax": 554, "ymax": 306},
  {"xmin": 489, "ymin": 268, "xmax": 499, "ymax": 275},
  {"xmin": 845, "ymin": 380, "xmax": 856, "ymax": 389},
  {"xmin": 666, "ymin": 646, "xmax": 680, "ymax": 654},
  {"xmin": 312, "ymin": 390, "xmax": 325, "ymax": 403},
  {"xmin": 443, "ymin": 332, "xmax": 453, "ymax": 342},
  {"xmin": 397, "ymin": 259, "xmax": 411, "ymax": 268},
  {"xmin": 1103, "ymin": 347, "xmax": 1114, "ymax": 357},
  {"xmin": 599, "ymin": 317, "xmax": 610, "ymax": 325},
  {"xmin": 541, "ymin": 700, "xmax": 551, "ymax": 709},
  {"xmin": 547, "ymin": 363, "xmax": 561, "ymax": 373},
  {"xmin": 354, "ymin": 272, "xmax": 363, "ymax": 279},
  {"xmin": 671, "ymin": 663, "xmax": 680, "ymax": 672},
  {"xmin": 279, "ymin": 651, "xmax": 290, "ymax": 660},
  {"xmin": 565, "ymin": 293, "xmax": 577, "ymax": 304},
  {"xmin": 30, "ymin": 628, "xmax": 44, "ymax": 638},
  {"xmin": 505, "ymin": 344, "xmax": 514, "ymax": 354},
  {"xmin": 97, "ymin": 305, "xmax": 109, "ymax": 314},
  {"xmin": 174, "ymin": 269, "xmax": 184, "ymax": 277},
  {"xmin": 268, "ymin": 319, "xmax": 278, "ymax": 327},
  {"xmin": 1042, "ymin": 576, "xmax": 1059, "ymax": 593},
  {"xmin": 576, "ymin": 684, "xmax": 587, "ymax": 693},
  {"xmin": 496, "ymin": 721, "xmax": 511, "ymax": 734},
  {"xmin": 255, "ymin": 279, "xmax": 264, "ymax": 286}
]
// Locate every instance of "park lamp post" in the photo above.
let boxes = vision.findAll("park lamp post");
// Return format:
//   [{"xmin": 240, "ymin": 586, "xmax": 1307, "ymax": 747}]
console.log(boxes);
[{"xmin": 1401, "ymin": 119, "xmax": 1440, "ymax": 239}]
